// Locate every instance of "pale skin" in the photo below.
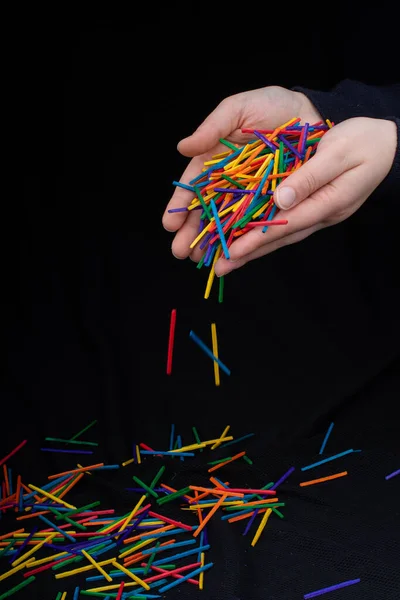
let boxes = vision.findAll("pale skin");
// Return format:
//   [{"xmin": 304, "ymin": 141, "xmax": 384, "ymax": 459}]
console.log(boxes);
[{"xmin": 162, "ymin": 86, "xmax": 397, "ymax": 276}]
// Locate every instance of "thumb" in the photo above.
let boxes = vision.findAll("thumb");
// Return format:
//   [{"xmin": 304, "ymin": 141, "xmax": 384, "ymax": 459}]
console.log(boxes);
[
  {"xmin": 274, "ymin": 144, "xmax": 347, "ymax": 210},
  {"xmin": 178, "ymin": 96, "xmax": 243, "ymax": 157}
]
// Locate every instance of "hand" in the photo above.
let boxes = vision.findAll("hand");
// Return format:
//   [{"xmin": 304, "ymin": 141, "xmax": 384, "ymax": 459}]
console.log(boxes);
[
  {"xmin": 162, "ymin": 86, "xmax": 322, "ymax": 259},
  {"xmin": 215, "ymin": 117, "xmax": 397, "ymax": 276}
]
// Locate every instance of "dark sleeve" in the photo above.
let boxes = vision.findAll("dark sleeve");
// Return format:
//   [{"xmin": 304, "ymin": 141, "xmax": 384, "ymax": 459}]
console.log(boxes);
[{"xmin": 293, "ymin": 80, "xmax": 400, "ymax": 196}]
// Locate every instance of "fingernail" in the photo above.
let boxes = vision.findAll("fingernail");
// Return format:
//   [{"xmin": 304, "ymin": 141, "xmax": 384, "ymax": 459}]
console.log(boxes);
[{"xmin": 276, "ymin": 186, "xmax": 296, "ymax": 209}]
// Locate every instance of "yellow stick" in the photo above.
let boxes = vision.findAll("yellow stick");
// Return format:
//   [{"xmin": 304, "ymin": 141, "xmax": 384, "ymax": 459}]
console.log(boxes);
[
  {"xmin": 118, "ymin": 495, "xmax": 147, "ymax": 533},
  {"xmin": 27, "ymin": 484, "xmax": 76, "ymax": 509},
  {"xmin": 55, "ymin": 559, "xmax": 114, "ymax": 579},
  {"xmin": 251, "ymin": 508, "xmax": 272, "ymax": 547},
  {"xmin": 12, "ymin": 534, "xmax": 55, "ymax": 567},
  {"xmin": 204, "ymin": 246, "xmax": 222, "ymax": 300},
  {"xmin": 119, "ymin": 537, "xmax": 155, "ymax": 559},
  {"xmin": 27, "ymin": 551, "xmax": 69, "ymax": 567},
  {"xmin": 122, "ymin": 458, "xmax": 134, "ymax": 467},
  {"xmin": 199, "ymin": 552, "xmax": 205, "ymax": 590},
  {"xmin": 211, "ymin": 323, "xmax": 220, "ymax": 386},
  {"xmin": 169, "ymin": 443, "xmax": 207, "ymax": 453},
  {"xmin": 61, "ymin": 593, "xmax": 67, "ymax": 600},
  {"xmin": 112, "ymin": 560, "xmax": 150, "ymax": 590},
  {"xmin": 0, "ymin": 559, "xmax": 33, "ymax": 582},
  {"xmin": 211, "ymin": 426, "xmax": 230, "ymax": 450},
  {"xmin": 81, "ymin": 549, "xmax": 112, "ymax": 582}
]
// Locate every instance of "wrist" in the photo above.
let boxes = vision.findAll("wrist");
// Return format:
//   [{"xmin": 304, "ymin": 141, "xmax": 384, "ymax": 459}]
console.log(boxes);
[{"xmin": 293, "ymin": 91, "xmax": 323, "ymax": 124}]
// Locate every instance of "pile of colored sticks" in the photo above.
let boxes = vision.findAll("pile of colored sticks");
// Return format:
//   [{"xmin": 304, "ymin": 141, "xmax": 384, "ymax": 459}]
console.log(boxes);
[
  {"xmin": 1, "ymin": 419, "xmax": 387, "ymax": 598},
  {"xmin": 169, "ymin": 117, "xmax": 333, "ymax": 300}
]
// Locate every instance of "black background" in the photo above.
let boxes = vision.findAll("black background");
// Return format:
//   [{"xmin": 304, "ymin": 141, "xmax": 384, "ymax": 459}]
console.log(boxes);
[{"xmin": 1, "ymin": 12, "xmax": 399, "ymax": 600}]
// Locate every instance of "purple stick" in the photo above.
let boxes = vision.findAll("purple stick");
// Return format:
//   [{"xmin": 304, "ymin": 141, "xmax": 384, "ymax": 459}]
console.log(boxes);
[
  {"xmin": 253, "ymin": 130, "xmax": 279, "ymax": 153},
  {"xmin": 301, "ymin": 123, "xmax": 309, "ymax": 156},
  {"xmin": 273, "ymin": 466, "xmax": 295, "ymax": 490},
  {"xmin": 125, "ymin": 488, "xmax": 164, "ymax": 493},
  {"xmin": 40, "ymin": 448, "xmax": 93, "ymax": 454},
  {"xmin": 242, "ymin": 509, "xmax": 259, "ymax": 536},
  {"xmin": 8, "ymin": 527, "xmax": 38, "ymax": 563},
  {"xmin": 277, "ymin": 134, "xmax": 303, "ymax": 160},
  {"xmin": 202, "ymin": 526, "xmax": 208, "ymax": 546},
  {"xmin": 213, "ymin": 188, "xmax": 254, "ymax": 194},
  {"xmin": 168, "ymin": 205, "xmax": 202, "ymax": 213},
  {"xmin": 304, "ymin": 578, "xmax": 361, "ymax": 599},
  {"xmin": 385, "ymin": 469, "xmax": 400, "ymax": 480}
]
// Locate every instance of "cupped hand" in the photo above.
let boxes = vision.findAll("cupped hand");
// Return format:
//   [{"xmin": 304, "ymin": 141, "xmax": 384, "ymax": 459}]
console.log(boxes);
[
  {"xmin": 215, "ymin": 117, "xmax": 397, "ymax": 276},
  {"xmin": 162, "ymin": 86, "xmax": 321, "ymax": 260}
]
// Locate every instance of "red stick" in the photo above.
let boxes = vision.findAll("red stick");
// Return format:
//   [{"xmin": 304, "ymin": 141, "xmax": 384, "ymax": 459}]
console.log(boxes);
[
  {"xmin": 148, "ymin": 511, "xmax": 192, "ymax": 532},
  {"xmin": 0, "ymin": 440, "xmax": 27, "ymax": 468},
  {"xmin": 141, "ymin": 561, "xmax": 201, "ymax": 585},
  {"xmin": 166, "ymin": 309, "xmax": 177, "ymax": 375},
  {"xmin": 24, "ymin": 555, "xmax": 74, "ymax": 577},
  {"xmin": 116, "ymin": 581, "xmax": 125, "ymax": 600},
  {"xmin": 244, "ymin": 220, "xmax": 288, "ymax": 227}
]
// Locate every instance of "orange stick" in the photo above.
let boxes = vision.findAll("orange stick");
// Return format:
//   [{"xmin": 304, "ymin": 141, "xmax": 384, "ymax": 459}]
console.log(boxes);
[
  {"xmin": 193, "ymin": 494, "xmax": 228, "ymax": 538},
  {"xmin": 189, "ymin": 486, "xmax": 244, "ymax": 498},
  {"xmin": 17, "ymin": 511, "xmax": 50, "ymax": 521},
  {"xmin": 21, "ymin": 483, "xmax": 40, "ymax": 502},
  {"xmin": 48, "ymin": 464, "xmax": 104, "ymax": 480},
  {"xmin": 228, "ymin": 508, "xmax": 269, "ymax": 523},
  {"xmin": 194, "ymin": 491, "xmax": 203, "ymax": 525},
  {"xmin": 124, "ymin": 540, "xmax": 175, "ymax": 567},
  {"xmin": 58, "ymin": 473, "xmax": 85, "ymax": 499},
  {"xmin": 209, "ymin": 477, "xmax": 229, "ymax": 488},
  {"xmin": 224, "ymin": 498, "xmax": 278, "ymax": 509},
  {"xmin": 123, "ymin": 524, "xmax": 175, "ymax": 545},
  {"xmin": 0, "ymin": 529, "xmax": 24, "ymax": 541},
  {"xmin": 299, "ymin": 471, "xmax": 348, "ymax": 487},
  {"xmin": 208, "ymin": 452, "xmax": 246, "ymax": 473}
]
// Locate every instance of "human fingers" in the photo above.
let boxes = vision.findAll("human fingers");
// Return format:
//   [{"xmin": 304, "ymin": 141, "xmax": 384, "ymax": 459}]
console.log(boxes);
[
  {"xmin": 225, "ymin": 141, "xmax": 351, "ymax": 261},
  {"xmin": 178, "ymin": 94, "xmax": 246, "ymax": 157}
]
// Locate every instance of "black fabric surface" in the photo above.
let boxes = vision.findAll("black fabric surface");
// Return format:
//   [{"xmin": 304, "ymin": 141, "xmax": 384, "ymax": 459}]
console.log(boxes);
[{"xmin": 1, "ymin": 15, "xmax": 400, "ymax": 600}]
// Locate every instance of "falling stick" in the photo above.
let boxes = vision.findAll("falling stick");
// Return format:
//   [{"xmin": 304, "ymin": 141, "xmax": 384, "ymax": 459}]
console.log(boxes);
[
  {"xmin": 319, "ymin": 422, "xmax": 334, "ymax": 454},
  {"xmin": 166, "ymin": 309, "xmax": 177, "ymax": 375},
  {"xmin": 189, "ymin": 330, "xmax": 231, "ymax": 376},
  {"xmin": 0, "ymin": 441, "xmax": 27, "ymax": 468},
  {"xmin": 211, "ymin": 323, "xmax": 220, "ymax": 387}
]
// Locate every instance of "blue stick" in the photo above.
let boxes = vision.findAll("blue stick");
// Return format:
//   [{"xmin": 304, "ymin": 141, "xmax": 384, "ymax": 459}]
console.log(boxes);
[
  {"xmin": 301, "ymin": 449, "xmax": 355, "ymax": 472},
  {"xmin": 189, "ymin": 331, "xmax": 231, "ymax": 376},
  {"xmin": 319, "ymin": 422, "xmax": 334, "ymax": 454},
  {"xmin": 210, "ymin": 199, "xmax": 230, "ymax": 259},
  {"xmin": 159, "ymin": 562, "xmax": 213, "ymax": 593}
]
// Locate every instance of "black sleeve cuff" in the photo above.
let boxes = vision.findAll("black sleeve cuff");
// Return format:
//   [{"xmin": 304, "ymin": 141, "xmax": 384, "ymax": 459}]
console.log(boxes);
[
  {"xmin": 293, "ymin": 81, "xmax": 400, "ymax": 200},
  {"xmin": 293, "ymin": 79, "xmax": 400, "ymax": 124}
]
